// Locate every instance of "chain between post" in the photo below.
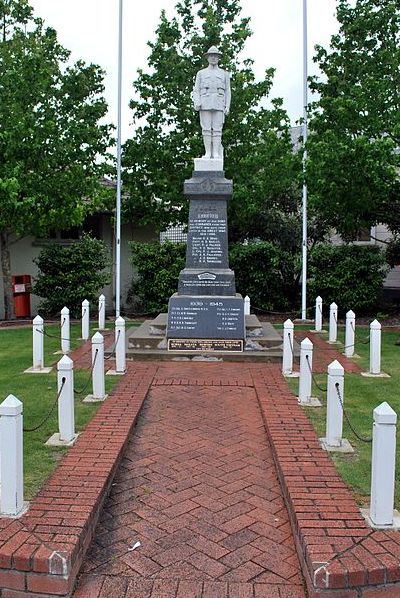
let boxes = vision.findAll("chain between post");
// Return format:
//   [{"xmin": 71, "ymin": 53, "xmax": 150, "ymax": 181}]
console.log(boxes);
[
  {"xmin": 74, "ymin": 349, "xmax": 99, "ymax": 395},
  {"xmin": 104, "ymin": 330, "xmax": 121, "ymax": 361},
  {"xmin": 305, "ymin": 354, "xmax": 327, "ymax": 393},
  {"xmin": 23, "ymin": 378, "xmax": 66, "ymax": 433},
  {"xmin": 335, "ymin": 383, "xmax": 372, "ymax": 443}
]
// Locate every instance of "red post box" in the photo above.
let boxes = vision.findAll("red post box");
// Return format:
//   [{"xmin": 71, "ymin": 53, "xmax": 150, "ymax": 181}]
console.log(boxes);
[{"xmin": 12, "ymin": 275, "xmax": 32, "ymax": 318}]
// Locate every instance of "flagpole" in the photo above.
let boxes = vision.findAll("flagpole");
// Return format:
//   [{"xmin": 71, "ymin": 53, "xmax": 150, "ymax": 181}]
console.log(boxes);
[
  {"xmin": 301, "ymin": 0, "xmax": 308, "ymax": 320},
  {"xmin": 115, "ymin": 0, "xmax": 123, "ymax": 318}
]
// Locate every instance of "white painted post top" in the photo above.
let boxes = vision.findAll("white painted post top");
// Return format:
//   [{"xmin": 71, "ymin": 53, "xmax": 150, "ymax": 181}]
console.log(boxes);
[
  {"xmin": 33, "ymin": 315, "xmax": 43, "ymax": 324},
  {"xmin": 82, "ymin": 299, "xmax": 89, "ymax": 307},
  {"xmin": 347, "ymin": 310, "xmax": 355, "ymax": 318},
  {"xmin": 328, "ymin": 359, "xmax": 344, "ymax": 376},
  {"xmin": 301, "ymin": 337, "xmax": 313, "ymax": 350},
  {"xmin": 58, "ymin": 355, "xmax": 73, "ymax": 370},
  {"xmin": 92, "ymin": 332, "xmax": 104, "ymax": 343},
  {"xmin": 373, "ymin": 402, "xmax": 397, "ymax": 425},
  {"xmin": 99, "ymin": 294, "xmax": 105, "ymax": 300},
  {"xmin": 330, "ymin": 302, "xmax": 338, "ymax": 309},
  {"xmin": 370, "ymin": 319, "xmax": 381, "ymax": 330},
  {"xmin": 316, "ymin": 296, "xmax": 322, "ymax": 302},
  {"xmin": 0, "ymin": 394, "xmax": 23, "ymax": 416},
  {"xmin": 61, "ymin": 306, "xmax": 69, "ymax": 315},
  {"xmin": 284, "ymin": 319, "xmax": 293, "ymax": 328},
  {"xmin": 116, "ymin": 316, "xmax": 125, "ymax": 325}
]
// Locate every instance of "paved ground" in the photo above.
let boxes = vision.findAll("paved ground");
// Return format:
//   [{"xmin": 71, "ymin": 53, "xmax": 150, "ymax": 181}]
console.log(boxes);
[{"xmin": 74, "ymin": 363, "xmax": 307, "ymax": 598}]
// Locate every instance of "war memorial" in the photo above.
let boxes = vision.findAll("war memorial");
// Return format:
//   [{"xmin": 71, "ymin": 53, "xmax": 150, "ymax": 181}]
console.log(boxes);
[{"xmin": 128, "ymin": 47, "xmax": 282, "ymax": 360}]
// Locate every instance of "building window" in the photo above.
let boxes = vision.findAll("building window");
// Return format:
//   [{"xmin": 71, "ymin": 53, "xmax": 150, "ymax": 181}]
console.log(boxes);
[{"xmin": 160, "ymin": 224, "xmax": 187, "ymax": 244}]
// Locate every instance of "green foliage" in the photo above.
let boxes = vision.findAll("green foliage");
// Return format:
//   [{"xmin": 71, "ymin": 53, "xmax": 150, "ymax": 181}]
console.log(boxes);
[
  {"xmin": 33, "ymin": 234, "xmax": 110, "ymax": 317},
  {"xmin": 285, "ymin": 328, "xmax": 400, "ymax": 504},
  {"xmin": 128, "ymin": 240, "xmax": 299, "ymax": 314},
  {"xmin": 123, "ymin": 0, "xmax": 302, "ymax": 243},
  {"xmin": 0, "ymin": 0, "xmax": 112, "ymax": 318},
  {"xmin": 307, "ymin": 0, "xmax": 400, "ymax": 239},
  {"xmin": 129, "ymin": 241, "xmax": 186, "ymax": 313},
  {"xmin": 229, "ymin": 242, "xmax": 298, "ymax": 311},
  {"xmin": 385, "ymin": 236, "xmax": 400, "ymax": 268},
  {"xmin": 307, "ymin": 244, "xmax": 388, "ymax": 313},
  {"xmin": 0, "ymin": 323, "xmax": 121, "ymax": 499}
]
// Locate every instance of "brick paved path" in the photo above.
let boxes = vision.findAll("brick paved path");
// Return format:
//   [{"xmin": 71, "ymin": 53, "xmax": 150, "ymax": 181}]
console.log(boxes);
[{"xmin": 74, "ymin": 363, "xmax": 307, "ymax": 598}]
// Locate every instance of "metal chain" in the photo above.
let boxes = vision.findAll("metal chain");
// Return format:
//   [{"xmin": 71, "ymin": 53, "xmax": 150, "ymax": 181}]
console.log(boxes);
[
  {"xmin": 348, "ymin": 321, "xmax": 370, "ymax": 346},
  {"xmin": 248, "ymin": 304, "xmax": 315, "ymax": 318},
  {"xmin": 74, "ymin": 349, "xmax": 99, "ymax": 395},
  {"xmin": 104, "ymin": 330, "xmax": 121, "ymax": 361},
  {"xmin": 335, "ymin": 383, "xmax": 372, "ymax": 444},
  {"xmin": 37, "ymin": 327, "xmax": 74, "ymax": 343},
  {"xmin": 287, "ymin": 331, "xmax": 294, "ymax": 357},
  {"xmin": 305, "ymin": 354, "xmax": 327, "ymax": 393},
  {"xmin": 23, "ymin": 378, "xmax": 66, "ymax": 433}
]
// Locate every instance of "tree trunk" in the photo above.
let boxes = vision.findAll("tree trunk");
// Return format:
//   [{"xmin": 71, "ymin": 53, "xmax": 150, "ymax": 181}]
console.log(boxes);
[{"xmin": 0, "ymin": 230, "xmax": 15, "ymax": 320}]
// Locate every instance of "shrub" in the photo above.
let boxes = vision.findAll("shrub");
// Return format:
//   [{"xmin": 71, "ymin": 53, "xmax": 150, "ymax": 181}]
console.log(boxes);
[
  {"xmin": 33, "ymin": 234, "xmax": 110, "ymax": 317},
  {"xmin": 385, "ymin": 237, "xmax": 400, "ymax": 268},
  {"xmin": 307, "ymin": 244, "xmax": 388, "ymax": 314},
  {"xmin": 129, "ymin": 241, "xmax": 186, "ymax": 313},
  {"xmin": 229, "ymin": 242, "xmax": 298, "ymax": 312},
  {"xmin": 128, "ymin": 240, "xmax": 299, "ymax": 314}
]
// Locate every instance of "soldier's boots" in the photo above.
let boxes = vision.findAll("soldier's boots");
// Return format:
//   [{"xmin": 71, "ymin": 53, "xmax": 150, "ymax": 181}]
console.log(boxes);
[
  {"xmin": 203, "ymin": 133, "xmax": 212, "ymax": 158},
  {"xmin": 212, "ymin": 134, "xmax": 223, "ymax": 159}
]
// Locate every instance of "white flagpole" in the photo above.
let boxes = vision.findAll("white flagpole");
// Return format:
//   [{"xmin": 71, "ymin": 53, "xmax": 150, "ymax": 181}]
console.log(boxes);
[
  {"xmin": 115, "ymin": 0, "xmax": 123, "ymax": 318},
  {"xmin": 301, "ymin": 0, "xmax": 308, "ymax": 320}
]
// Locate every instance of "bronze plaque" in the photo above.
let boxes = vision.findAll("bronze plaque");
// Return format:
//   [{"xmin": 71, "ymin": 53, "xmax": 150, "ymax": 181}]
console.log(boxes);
[{"xmin": 168, "ymin": 338, "xmax": 243, "ymax": 352}]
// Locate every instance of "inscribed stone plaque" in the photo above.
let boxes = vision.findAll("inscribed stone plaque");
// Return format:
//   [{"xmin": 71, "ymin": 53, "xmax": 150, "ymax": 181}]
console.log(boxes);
[
  {"xmin": 168, "ymin": 339, "xmax": 243, "ymax": 352},
  {"xmin": 185, "ymin": 199, "xmax": 229, "ymax": 269},
  {"xmin": 178, "ymin": 268, "xmax": 236, "ymax": 296},
  {"xmin": 167, "ymin": 295, "xmax": 245, "ymax": 340}
]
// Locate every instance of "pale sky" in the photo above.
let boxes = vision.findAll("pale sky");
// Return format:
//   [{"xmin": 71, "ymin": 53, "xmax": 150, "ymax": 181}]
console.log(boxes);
[{"xmin": 30, "ymin": 1, "xmax": 340, "ymax": 142}]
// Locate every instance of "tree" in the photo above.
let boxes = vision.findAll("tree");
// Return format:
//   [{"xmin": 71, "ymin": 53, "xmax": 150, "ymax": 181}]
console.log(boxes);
[
  {"xmin": 123, "ymin": 0, "xmax": 302, "ymax": 247},
  {"xmin": 307, "ymin": 0, "xmax": 400, "ymax": 241},
  {"xmin": 0, "ymin": 0, "xmax": 112, "ymax": 319},
  {"xmin": 33, "ymin": 234, "xmax": 110, "ymax": 317}
]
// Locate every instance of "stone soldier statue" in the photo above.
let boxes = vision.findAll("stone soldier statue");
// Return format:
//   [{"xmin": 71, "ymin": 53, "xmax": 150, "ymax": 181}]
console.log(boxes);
[{"xmin": 192, "ymin": 46, "xmax": 231, "ymax": 160}]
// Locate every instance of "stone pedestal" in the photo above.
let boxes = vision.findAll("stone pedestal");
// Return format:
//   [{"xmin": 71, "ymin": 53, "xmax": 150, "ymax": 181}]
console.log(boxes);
[{"xmin": 166, "ymin": 168, "xmax": 244, "ymax": 349}]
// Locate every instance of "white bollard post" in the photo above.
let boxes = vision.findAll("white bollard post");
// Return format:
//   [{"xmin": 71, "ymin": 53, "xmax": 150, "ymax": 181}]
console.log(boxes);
[
  {"xmin": 57, "ymin": 356, "xmax": 75, "ymax": 443},
  {"xmin": 326, "ymin": 360, "xmax": 344, "ymax": 447},
  {"xmin": 298, "ymin": 338, "xmax": 313, "ymax": 404},
  {"xmin": 61, "ymin": 307, "xmax": 70, "ymax": 355},
  {"xmin": 370, "ymin": 402, "xmax": 397, "ymax": 526},
  {"xmin": 0, "ymin": 395, "xmax": 24, "ymax": 516},
  {"xmin": 282, "ymin": 319, "xmax": 294, "ymax": 376},
  {"xmin": 329, "ymin": 303, "xmax": 338, "ymax": 343},
  {"xmin": 369, "ymin": 320, "xmax": 381, "ymax": 375},
  {"xmin": 115, "ymin": 317, "xmax": 126, "ymax": 374},
  {"xmin": 244, "ymin": 295, "xmax": 250, "ymax": 316},
  {"xmin": 315, "ymin": 296, "xmax": 323, "ymax": 332},
  {"xmin": 81, "ymin": 299, "xmax": 90, "ymax": 341},
  {"xmin": 33, "ymin": 315, "xmax": 44, "ymax": 370},
  {"xmin": 345, "ymin": 310, "xmax": 355, "ymax": 358},
  {"xmin": 91, "ymin": 332, "xmax": 106, "ymax": 400},
  {"xmin": 98, "ymin": 294, "xmax": 106, "ymax": 330}
]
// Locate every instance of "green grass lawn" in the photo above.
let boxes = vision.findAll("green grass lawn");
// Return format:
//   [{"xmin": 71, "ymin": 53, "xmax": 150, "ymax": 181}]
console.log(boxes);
[
  {"xmin": 0, "ymin": 321, "xmax": 139, "ymax": 500},
  {"xmin": 281, "ymin": 324, "xmax": 400, "ymax": 507}
]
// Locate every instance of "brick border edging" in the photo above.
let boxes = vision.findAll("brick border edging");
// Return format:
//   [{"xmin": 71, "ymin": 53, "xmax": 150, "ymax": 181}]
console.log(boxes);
[
  {"xmin": 0, "ymin": 363, "xmax": 158, "ymax": 597},
  {"xmin": 252, "ymin": 365, "xmax": 400, "ymax": 598}
]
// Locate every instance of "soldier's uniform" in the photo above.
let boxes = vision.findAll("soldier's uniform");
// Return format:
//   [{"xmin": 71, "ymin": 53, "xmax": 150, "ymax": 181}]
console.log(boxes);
[{"xmin": 192, "ymin": 47, "xmax": 231, "ymax": 159}]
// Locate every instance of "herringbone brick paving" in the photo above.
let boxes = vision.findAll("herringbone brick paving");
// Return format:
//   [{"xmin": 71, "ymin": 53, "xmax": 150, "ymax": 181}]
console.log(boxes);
[{"xmin": 74, "ymin": 363, "xmax": 307, "ymax": 597}]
